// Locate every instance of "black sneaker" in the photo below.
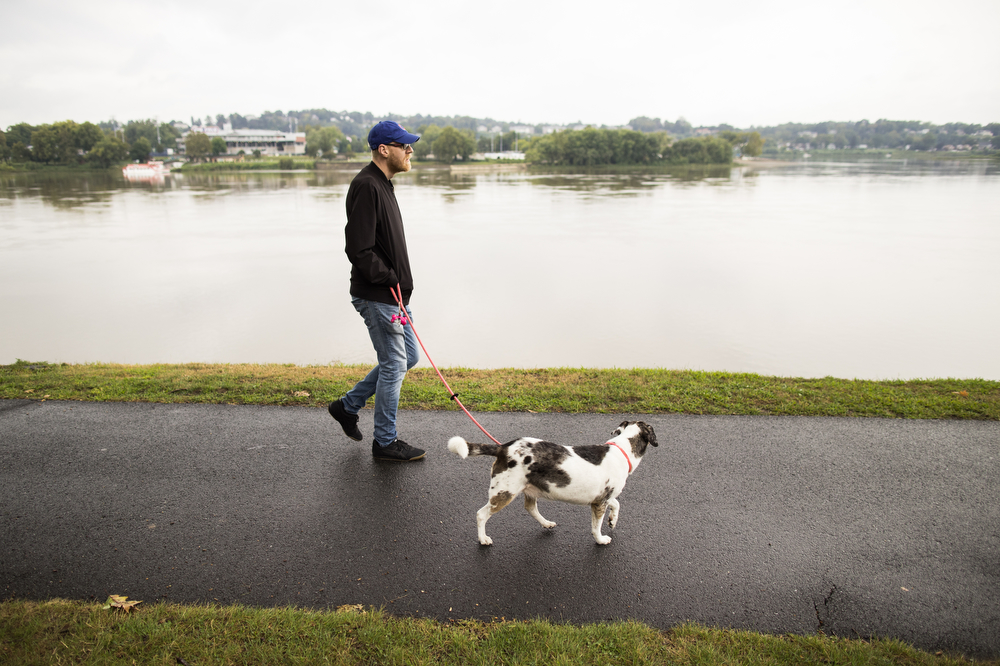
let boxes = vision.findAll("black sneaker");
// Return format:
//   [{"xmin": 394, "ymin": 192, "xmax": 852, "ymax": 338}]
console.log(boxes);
[
  {"xmin": 372, "ymin": 438, "xmax": 426, "ymax": 461},
  {"xmin": 328, "ymin": 399, "xmax": 362, "ymax": 441}
]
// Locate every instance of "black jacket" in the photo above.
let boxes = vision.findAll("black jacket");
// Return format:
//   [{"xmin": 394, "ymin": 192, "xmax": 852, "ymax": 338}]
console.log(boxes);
[{"xmin": 344, "ymin": 162, "xmax": 412, "ymax": 305}]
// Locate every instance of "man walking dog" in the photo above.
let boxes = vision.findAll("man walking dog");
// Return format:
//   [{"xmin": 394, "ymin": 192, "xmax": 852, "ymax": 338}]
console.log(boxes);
[{"xmin": 328, "ymin": 121, "xmax": 425, "ymax": 461}]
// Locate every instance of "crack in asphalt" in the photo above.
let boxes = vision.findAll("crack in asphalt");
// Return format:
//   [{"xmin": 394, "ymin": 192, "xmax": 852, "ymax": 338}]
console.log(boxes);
[{"xmin": 814, "ymin": 585, "xmax": 838, "ymax": 631}]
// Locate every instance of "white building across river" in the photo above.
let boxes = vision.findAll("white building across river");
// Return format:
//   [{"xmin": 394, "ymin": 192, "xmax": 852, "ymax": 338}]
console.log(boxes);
[{"xmin": 180, "ymin": 128, "xmax": 306, "ymax": 156}]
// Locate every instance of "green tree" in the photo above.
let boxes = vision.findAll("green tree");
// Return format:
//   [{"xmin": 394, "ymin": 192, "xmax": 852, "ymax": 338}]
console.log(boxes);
[
  {"xmin": 337, "ymin": 136, "xmax": 355, "ymax": 158},
  {"xmin": 157, "ymin": 123, "xmax": 182, "ymax": 151},
  {"xmin": 719, "ymin": 131, "xmax": 764, "ymax": 157},
  {"xmin": 305, "ymin": 126, "xmax": 344, "ymax": 158},
  {"xmin": 10, "ymin": 142, "xmax": 32, "ymax": 161},
  {"xmin": 742, "ymin": 131, "xmax": 764, "ymax": 157},
  {"xmin": 986, "ymin": 123, "xmax": 1000, "ymax": 149},
  {"xmin": 122, "ymin": 119, "xmax": 180, "ymax": 153},
  {"xmin": 75, "ymin": 122, "xmax": 104, "ymax": 153},
  {"xmin": 911, "ymin": 132, "xmax": 937, "ymax": 151},
  {"xmin": 665, "ymin": 136, "xmax": 733, "ymax": 164},
  {"xmin": 413, "ymin": 124, "xmax": 442, "ymax": 160},
  {"xmin": 0, "ymin": 129, "xmax": 8, "ymax": 162},
  {"xmin": 525, "ymin": 128, "xmax": 662, "ymax": 165},
  {"xmin": 210, "ymin": 136, "xmax": 227, "ymax": 158},
  {"xmin": 628, "ymin": 116, "xmax": 663, "ymax": 133},
  {"xmin": 86, "ymin": 136, "xmax": 129, "ymax": 168},
  {"xmin": 432, "ymin": 126, "xmax": 475, "ymax": 162},
  {"xmin": 124, "ymin": 120, "xmax": 157, "ymax": 147},
  {"xmin": 129, "ymin": 137, "xmax": 152, "ymax": 162},
  {"xmin": 185, "ymin": 132, "xmax": 211, "ymax": 162},
  {"xmin": 31, "ymin": 121, "xmax": 84, "ymax": 164},
  {"xmin": 5, "ymin": 123, "xmax": 35, "ymax": 147}
]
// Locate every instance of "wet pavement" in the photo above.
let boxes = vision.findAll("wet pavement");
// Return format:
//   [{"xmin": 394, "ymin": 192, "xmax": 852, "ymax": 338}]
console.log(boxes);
[{"xmin": 1, "ymin": 399, "xmax": 997, "ymax": 657}]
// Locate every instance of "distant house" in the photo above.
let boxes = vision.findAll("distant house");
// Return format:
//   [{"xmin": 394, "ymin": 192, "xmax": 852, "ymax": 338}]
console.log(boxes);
[
  {"xmin": 510, "ymin": 125, "xmax": 534, "ymax": 135},
  {"xmin": 480, "ymin": 151, "xmax": 526, "ymax": 160},
  {"xmin": 179, "ymin": 128, "xmax": 307, "ymax": 156}
]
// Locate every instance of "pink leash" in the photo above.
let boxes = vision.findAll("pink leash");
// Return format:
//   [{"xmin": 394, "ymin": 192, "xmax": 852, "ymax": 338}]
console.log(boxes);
[
  {"xmin": 390, "ymin": 285, "xmax": 504, "ymax": 447},
  {"xmin": 606, "ymin": 440, "xmax": 633, "ymax": 473}
]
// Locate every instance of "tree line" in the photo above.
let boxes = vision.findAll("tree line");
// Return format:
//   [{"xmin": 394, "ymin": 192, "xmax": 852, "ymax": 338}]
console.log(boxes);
[
  {"xmin": 1, "ymin": 119, "xmax": 183, "ymax": 167},
  {"xmin": 5, "ymin": 111, "xmax": 996, "ymax": 169},
  {"xmin": 523, "ymin": 128, "xmax": 763, "ymax": 166},
  {"xmin": 748, "ymin": 119, "xmax": 999, "ymax": 152},
  {"xmin": 198, "ymin": 109, "xmax": 1000, "ymax": 154}
]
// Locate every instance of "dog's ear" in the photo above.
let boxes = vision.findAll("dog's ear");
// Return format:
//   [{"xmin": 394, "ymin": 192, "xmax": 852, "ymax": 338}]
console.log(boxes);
[
  {"xmin": 619, "ymin": 420, "xmax": 630, "ymax": 429},
  {"xmin": 639, "ymin": 421, "xmax": 658, "ymax": 447}
]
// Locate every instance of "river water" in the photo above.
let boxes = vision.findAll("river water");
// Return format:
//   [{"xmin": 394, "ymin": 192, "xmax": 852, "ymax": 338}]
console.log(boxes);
[{"xmin": 2, "ymin": 161, "xmax": 998, "ymax": 380}]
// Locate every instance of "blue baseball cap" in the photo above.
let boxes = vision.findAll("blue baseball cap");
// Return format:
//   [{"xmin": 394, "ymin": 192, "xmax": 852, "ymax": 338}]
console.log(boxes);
[{"xmin": 367, "ymin": 120, "xmax": 421, "ymax": 150}]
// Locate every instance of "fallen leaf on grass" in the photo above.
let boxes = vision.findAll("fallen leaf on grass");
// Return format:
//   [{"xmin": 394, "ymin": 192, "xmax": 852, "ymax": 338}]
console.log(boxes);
[
  {"xmin": 293, "ymin": 391, "xmax": 310, "ymax": 397},
  {"xmin": 337, "ymin": 604, "xmax": 364, "ymax": 614},
  {"xmin": 952, "ymin": 391, "xmax": 969, "ymax": 397},
  {"xmin": 103, "ymin": 594, "xmax": 142, "ymax": 612}
]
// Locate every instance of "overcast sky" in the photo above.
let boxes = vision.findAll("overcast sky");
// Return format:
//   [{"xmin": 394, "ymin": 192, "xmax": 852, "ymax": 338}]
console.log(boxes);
[{"xmin": 3, "ymin": 0, "xmax": 998, "ymax": 131}]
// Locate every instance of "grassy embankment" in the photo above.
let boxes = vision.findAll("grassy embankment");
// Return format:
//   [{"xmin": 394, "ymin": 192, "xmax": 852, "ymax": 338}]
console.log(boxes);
[
  {"xmin": 0, "ymin": 162, "xmax": 122, "ymax": 173},
  {"xmin": 3, "ymin": 360, "xmax": 997, "ymax": 419},
  {"xmin": 1, "ymin": 599, "xmax": 995, "ymax": 666},
  {"xmin": 761, "ymin": 148, "xmax": 997, "ymax": 162},
  {"xmin": 178, "ymin": 157, "xmax": 324, "ymax": 171}
]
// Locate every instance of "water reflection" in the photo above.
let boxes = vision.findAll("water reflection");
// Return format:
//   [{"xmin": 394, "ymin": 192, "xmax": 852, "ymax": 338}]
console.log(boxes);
[
  {"xmin": 3, "ymin": 161, "xmax": 998, "ymax": 379},
  {"xmin": 0, "ymin": 171, "xmax": 122, "ymax": 209},
  {"xmin": 758, "ymin": 159, "xmax": 998, "ymax": 179},
  {"xmin": 179, "ymin": 171, "xmax": 344, "ymax": 192}
]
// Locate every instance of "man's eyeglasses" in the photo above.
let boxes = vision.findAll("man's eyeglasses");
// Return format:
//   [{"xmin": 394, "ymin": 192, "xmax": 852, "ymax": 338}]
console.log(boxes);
[{"xmin": 387, "ymin": 142, "xmax": 412, "ymax": 151}]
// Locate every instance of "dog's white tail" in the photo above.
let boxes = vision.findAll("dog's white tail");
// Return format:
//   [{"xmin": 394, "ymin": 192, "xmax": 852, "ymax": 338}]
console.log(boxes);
[
  {"xmin": 448, "ymin": 436, "xmax": 470, "ymax": 458},
  {"xmin": 448, "ymin": 436, "xmax": 502, "ymax": 459}
]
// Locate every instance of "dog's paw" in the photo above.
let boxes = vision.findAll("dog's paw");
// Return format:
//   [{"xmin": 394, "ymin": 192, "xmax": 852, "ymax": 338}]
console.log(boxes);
[
  {"xmin": 541, "ymin": 520, "xmax": 557, "ymax": 529},
  {"xmin": 595, "ymin": 534, "xmax": 612, "ymax": 545},
  {"xmin": 479, "ymin": 535, "xmax": 493, "ymax": 546}
]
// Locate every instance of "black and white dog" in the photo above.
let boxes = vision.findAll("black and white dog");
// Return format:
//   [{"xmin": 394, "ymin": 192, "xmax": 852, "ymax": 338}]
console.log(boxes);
[{"xmin": 448, "ymin": 421, "xmax": 657, "ymax": 545}]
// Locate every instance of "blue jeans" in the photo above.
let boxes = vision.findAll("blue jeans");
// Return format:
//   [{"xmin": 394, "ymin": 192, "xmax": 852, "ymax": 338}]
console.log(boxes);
[{"xmin": 341, "ymin": 297, "xmax": 419, "ymax": 447}]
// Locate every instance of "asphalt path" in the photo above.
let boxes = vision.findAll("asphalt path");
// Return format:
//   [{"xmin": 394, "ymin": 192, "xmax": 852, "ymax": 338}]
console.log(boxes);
[{"xmin": 1, "ymin": 399, "xmax": 997, "ymax": 658}]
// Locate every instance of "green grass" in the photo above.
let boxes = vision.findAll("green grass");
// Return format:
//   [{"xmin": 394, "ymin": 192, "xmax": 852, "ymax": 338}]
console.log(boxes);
[
  {"xmin": 2, "ymin": 360, "xmax": 997, "ymax": 419},
  {"xmin": 1, "ymin": 599, "xmax": 993, "ymax": 666}
]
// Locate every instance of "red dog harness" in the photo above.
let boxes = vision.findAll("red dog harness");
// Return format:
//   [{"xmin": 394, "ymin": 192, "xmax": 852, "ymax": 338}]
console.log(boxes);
[{"xmin": 607, "ymin": 441, "xmax": 633, "ymax": 473}]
